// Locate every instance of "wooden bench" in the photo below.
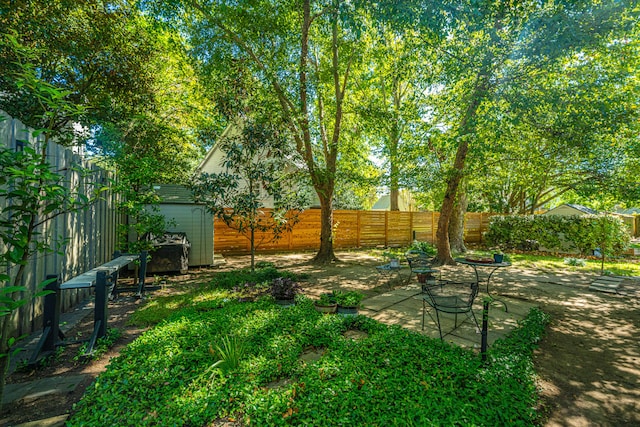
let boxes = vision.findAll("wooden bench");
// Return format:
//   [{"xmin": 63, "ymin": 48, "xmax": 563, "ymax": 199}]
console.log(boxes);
[{"xmin": 29, "ymin": 251, "xmax": 147, "ymax": 365}]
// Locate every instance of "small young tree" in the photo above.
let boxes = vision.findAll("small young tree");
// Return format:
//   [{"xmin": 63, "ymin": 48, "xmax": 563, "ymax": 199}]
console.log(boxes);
[
  {"xmin": 189, "ymin": 120, "xmax": 308, "ymax": 271},
  {"xmin": 591, "ymin": 215, "xmax": 631, "ymax": 274}
]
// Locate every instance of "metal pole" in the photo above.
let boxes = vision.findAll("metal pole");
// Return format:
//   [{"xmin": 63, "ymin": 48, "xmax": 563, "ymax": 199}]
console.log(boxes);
[
  {"xmin": 481, "ymin": 300, "xmax": 489, "ymax": 363},
  {"xmin": 95, "ymin": 270, "xmax": 108, "ymax": 339}
]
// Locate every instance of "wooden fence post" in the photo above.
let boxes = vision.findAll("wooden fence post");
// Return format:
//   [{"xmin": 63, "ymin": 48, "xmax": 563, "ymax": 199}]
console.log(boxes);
[
  {"xmin": 431, "ymin": 211, "xmax": 436, "ymax": 243},
  {"xmin": 409, "ymin": 211, "xmax": 414, "ymax": 243},
  {"xmin": 357, "ymin": 211, "xmax": 361, "ymax": 248},
  {"xmin": 384, "ymin": 211, "xmax": 389, "ymax": 247}
]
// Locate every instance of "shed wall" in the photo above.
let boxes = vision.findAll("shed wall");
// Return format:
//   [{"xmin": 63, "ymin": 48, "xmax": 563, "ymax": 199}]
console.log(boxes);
[{"xmin": 154, "ymin": 204, "xmax": 214, "ymax": 266}]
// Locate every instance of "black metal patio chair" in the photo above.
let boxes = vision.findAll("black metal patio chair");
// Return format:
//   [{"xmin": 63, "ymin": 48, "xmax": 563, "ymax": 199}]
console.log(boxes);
[
  {"xmin": 405, "ymin": 250, "xmax": 443, "ymax": 289},
  {"xmin": 405, "ymin": 250, "xmax": 431, "ymax": 272},
  {"xmin": 421, "ymin": 281, "xmax": 480, "ymax": 340}
]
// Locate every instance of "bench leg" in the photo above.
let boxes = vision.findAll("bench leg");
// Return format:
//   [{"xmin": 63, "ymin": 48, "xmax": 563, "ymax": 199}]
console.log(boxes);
[
  {"xmin": 84, "ymin": 270, "xmax": 109, "ymax": 356},
  {"xmin": 136, "ymin": 250, "xmax": 147, "ymax": 298},
  {"xmin": 85, "ymin": 320, "xmax": 102, "ymax": 356},
  {"xmin": 29, "ymin": 275, "xmax": 62, "ymax": 365},
  {"xmin": 95, "ymin": 270, "xmax": 108, "ymax": 339},
  {"xmin": 109, "ymin": 269, "xmax": 119, "ymax": 301}
]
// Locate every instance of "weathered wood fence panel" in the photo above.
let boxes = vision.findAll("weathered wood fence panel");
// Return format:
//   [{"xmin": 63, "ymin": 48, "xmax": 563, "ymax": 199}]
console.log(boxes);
[
  {"xmin": 214, "ymin": 209, "xmax": 494, "ymax": 254},
  {"xmin": 1, "ymin": 111, "xmax": 119, "ymax": 340}
]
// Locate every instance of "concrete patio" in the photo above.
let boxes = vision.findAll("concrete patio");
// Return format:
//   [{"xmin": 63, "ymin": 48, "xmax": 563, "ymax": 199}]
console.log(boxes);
[{"xmin": 360, "ymin": 281, "xmax": 537, "ymax": 349}]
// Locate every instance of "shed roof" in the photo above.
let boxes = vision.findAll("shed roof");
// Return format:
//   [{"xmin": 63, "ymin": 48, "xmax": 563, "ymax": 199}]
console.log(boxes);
[{"xmin": 152, "ymin": 184, "xmax": 196, "ymax": 204}]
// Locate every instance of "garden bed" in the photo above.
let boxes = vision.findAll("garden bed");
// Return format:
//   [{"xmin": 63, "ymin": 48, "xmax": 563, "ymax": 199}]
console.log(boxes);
[{"xmin": 68, "ymin": 295, "xmax": 546, "ymax": 426}]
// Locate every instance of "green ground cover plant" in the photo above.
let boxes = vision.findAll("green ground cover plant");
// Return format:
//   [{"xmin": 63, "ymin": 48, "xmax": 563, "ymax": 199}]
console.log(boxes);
[
  {"xmin": 70, "ymin": 270, "xmax": 549, "ymax": 426},
  {"xmin": 129, "ymin": 268, "xmax": 301, "ymax": 326},
  {"xmin": 74, "ymin": 328, "xmax": 122, "ymax": 363}
]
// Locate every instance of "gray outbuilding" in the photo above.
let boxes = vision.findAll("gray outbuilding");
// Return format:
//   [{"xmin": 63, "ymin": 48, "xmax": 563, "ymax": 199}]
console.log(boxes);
[{"xmin": 150, "ymin": 184, "xmax": 214, "ymax": 267}]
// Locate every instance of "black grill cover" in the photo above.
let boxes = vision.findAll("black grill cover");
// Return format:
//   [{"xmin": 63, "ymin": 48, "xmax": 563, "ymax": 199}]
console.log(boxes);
[{"xmin": 146, "ymin": 232, "xmax": 190, "ymax": 274}]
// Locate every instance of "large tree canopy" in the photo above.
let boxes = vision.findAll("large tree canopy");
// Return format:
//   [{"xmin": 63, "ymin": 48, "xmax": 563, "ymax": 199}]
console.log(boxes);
[
  {"xmin": 0, "ymin": 0, "xmax": 157, "ymax": 138},
  {"xmin": 147, "ymin": 0, "xmax": 394, "ymax": 262},
  {"xmin": 412, "ymin": 0, "xmax": 640, "ymax": 264},
  {"xmin": 0, "ymin": 0, "xmax": 217, "ymax": 254},
  {"xmin": 2, "ymin": 0, "xmax": 638, "ymax": 262}
]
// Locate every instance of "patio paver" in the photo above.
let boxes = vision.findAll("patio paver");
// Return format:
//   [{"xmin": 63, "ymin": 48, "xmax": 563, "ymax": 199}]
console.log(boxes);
[{"xmin": 361, "ymin": 285, "xmax": 537, "ymax": 349}]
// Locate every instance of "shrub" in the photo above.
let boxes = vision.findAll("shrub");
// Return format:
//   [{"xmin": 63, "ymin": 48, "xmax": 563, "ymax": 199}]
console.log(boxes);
[
  {"xmin": 269, "ymin": 277, "xmax": 302, "ymax": 300},
  {"xmin": 317, "ymin": 292, "xmax": 337, "ymax": 305},
  {"xmin": 409, "ymin": 240, "xmax": 437, "ymax": 256},
  {"xmin": 334, "ymin": 290, "xmax": 363, "ymax": 307},
  {"xmin": 564, "ymin": 257, "xmax": 586, "ymax": 267},
  {"xmin": 484, "ymin": 214, "xmax": 630, "ymax": 255}
]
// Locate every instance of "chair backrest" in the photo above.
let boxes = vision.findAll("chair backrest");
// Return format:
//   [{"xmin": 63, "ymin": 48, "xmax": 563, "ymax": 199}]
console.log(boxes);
[
  {"xmin": 424, "ymin": 281, "xmax": 479, "ymax": 311},
  {"xmin": 405, "ymin": 250, "xmax": 431, "ymax": 269}
]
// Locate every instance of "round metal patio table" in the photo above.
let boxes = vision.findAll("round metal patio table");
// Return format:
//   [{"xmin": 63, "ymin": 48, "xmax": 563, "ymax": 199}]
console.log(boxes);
[{"xmin": 455, "ymin": 258, "xmax": 511, "ymax": 312}]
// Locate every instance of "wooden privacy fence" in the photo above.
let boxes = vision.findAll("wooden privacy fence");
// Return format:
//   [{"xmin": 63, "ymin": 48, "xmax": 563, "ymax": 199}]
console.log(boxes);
[
  {"xmin": 1, "ymin": 111, "xmax": 120, "ymax": 340},
  {"xmin": 214, "ymin": 210, "xmax": 494, "ymax": 254}
]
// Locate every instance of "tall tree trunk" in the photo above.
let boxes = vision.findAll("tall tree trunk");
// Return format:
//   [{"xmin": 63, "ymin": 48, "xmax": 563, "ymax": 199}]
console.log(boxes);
[
  {"xmin": 311, "ymin": 1, "xmax": 344, "ymax": 264},
  {"xmin": 389, "ymin": 127, "xmax": 399, "ymax": 211},
  {"xmin": 434, "ymin": 67, "xmax": 493, "ymax": 265},
  {"xmin": 434, "ymin": 140, "xmax": 470, "ymax": 265},
  {"xmin": 390, "ymin": 187, "xmax": 399, "ymax": 211},
  {"xmin": 449, "ymin": 183, "xmax": 468, "ymax": 253},
  {"xmin": 389, "ymin": 73, "xmax": 401, "ymax": 212},
  {"xmin": 313, "ymin": 191, "xmax": 337, "ymax": 263},
  {"xmin": 389, "ymin": 147, "xmax": 399, "ymax": 211}
]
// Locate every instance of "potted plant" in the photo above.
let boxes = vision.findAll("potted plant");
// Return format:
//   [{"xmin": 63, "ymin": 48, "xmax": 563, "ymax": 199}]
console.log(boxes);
[
  {"xmin": 383, "ymin": 251, "xmax": 401, "ymax": 268},
  {"xmin": 493, "ymin": 249, "xmax": 504, "ymax": 264},
  {"xmin": 334, "ymin": 291, "xmax": 363, "ymax": 316},
  {"xmin": 314, "ymin": 292, "xmax": 338, "ymax": 314},
  {"xmin": 269, "ymin": 277, "xmax": 302, "ymax": 306}
]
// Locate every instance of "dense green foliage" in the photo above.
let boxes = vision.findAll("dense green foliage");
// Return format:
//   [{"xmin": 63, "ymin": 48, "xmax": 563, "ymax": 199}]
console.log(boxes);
[
  {"xmin": 484, "ymin": 214, "xmax": 631, "ymax": 255},
  {"xmin": 0, "ymin": 63, "xmax": 102, "ymax": 409},
  {"xmin": 409, "ymin": 240, "xmax": 437, "ymax": 257},
  {"xmin": 70, "ymin": 270, "xmax": 549, "ymax": 426}
]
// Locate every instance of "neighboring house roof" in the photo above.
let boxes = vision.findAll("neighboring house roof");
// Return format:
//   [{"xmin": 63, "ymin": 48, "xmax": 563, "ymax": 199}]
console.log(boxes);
[
  {"xmin": 193, "ymin": 119, "xmax": 320, "ymax": 209},
  {"xmin": 616, "ymin": 207, "xmax": 640, "ymax": 215},
  {"xmin": 543, "ymin": 203, "xmax": 597, "ymax": 216},
  {"xmin": 372, "ymin": 191, "xmax": 416, "ymax": 211},
  {"xmin": 195, "ymin": 118, "xmax": 241, "ymax": 175},
  {"xmin": 566, "ymin": 204, "xmax": 598, "ymax": 214}
]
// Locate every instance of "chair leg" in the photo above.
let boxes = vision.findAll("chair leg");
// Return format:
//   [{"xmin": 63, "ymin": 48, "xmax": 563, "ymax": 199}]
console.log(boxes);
[
  {"xmin": 469, "ymin": 308, "xmax": 480, "ymax": 333},
  {"xmin": 434, "ymin": 308, "xmax": 443, "ymax": 340}
]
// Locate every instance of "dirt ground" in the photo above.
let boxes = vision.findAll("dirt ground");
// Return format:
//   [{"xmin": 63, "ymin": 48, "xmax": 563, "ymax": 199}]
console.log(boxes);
[{"xmin": 2, "ymin": 250, "xmax": 639, "ymax": 426}]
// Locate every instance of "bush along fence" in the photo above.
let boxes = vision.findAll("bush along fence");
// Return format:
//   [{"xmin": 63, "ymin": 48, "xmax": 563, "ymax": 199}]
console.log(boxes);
[
  {"xmin": 0, "ymin": 111, "xmax": 120, "ymax": 345},
  {"xmin": 484, "ymin": 214, "xmax": 631, "ymax": 256},
  {"xmin": 214, "ymin": 209, "xmax": 494, "ymax": 254}
]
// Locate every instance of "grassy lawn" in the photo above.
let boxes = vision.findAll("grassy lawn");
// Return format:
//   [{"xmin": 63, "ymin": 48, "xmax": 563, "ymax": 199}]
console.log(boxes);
[
  {"xmin": 378, "ymin": 245, "xmax": 640, "ymax": 276},
  {"xmin": 506, "ymin": 253, "xmax": 640, "ymax": 276},
  {"xmin": 68, "ymin": 269, "xmax": 549, "ymax": 426}
]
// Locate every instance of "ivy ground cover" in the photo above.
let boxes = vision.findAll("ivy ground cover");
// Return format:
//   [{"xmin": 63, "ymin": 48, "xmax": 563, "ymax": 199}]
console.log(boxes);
[{"xmin": 68, "ymin": 272, "xmax": 549, "ymax": 426}]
